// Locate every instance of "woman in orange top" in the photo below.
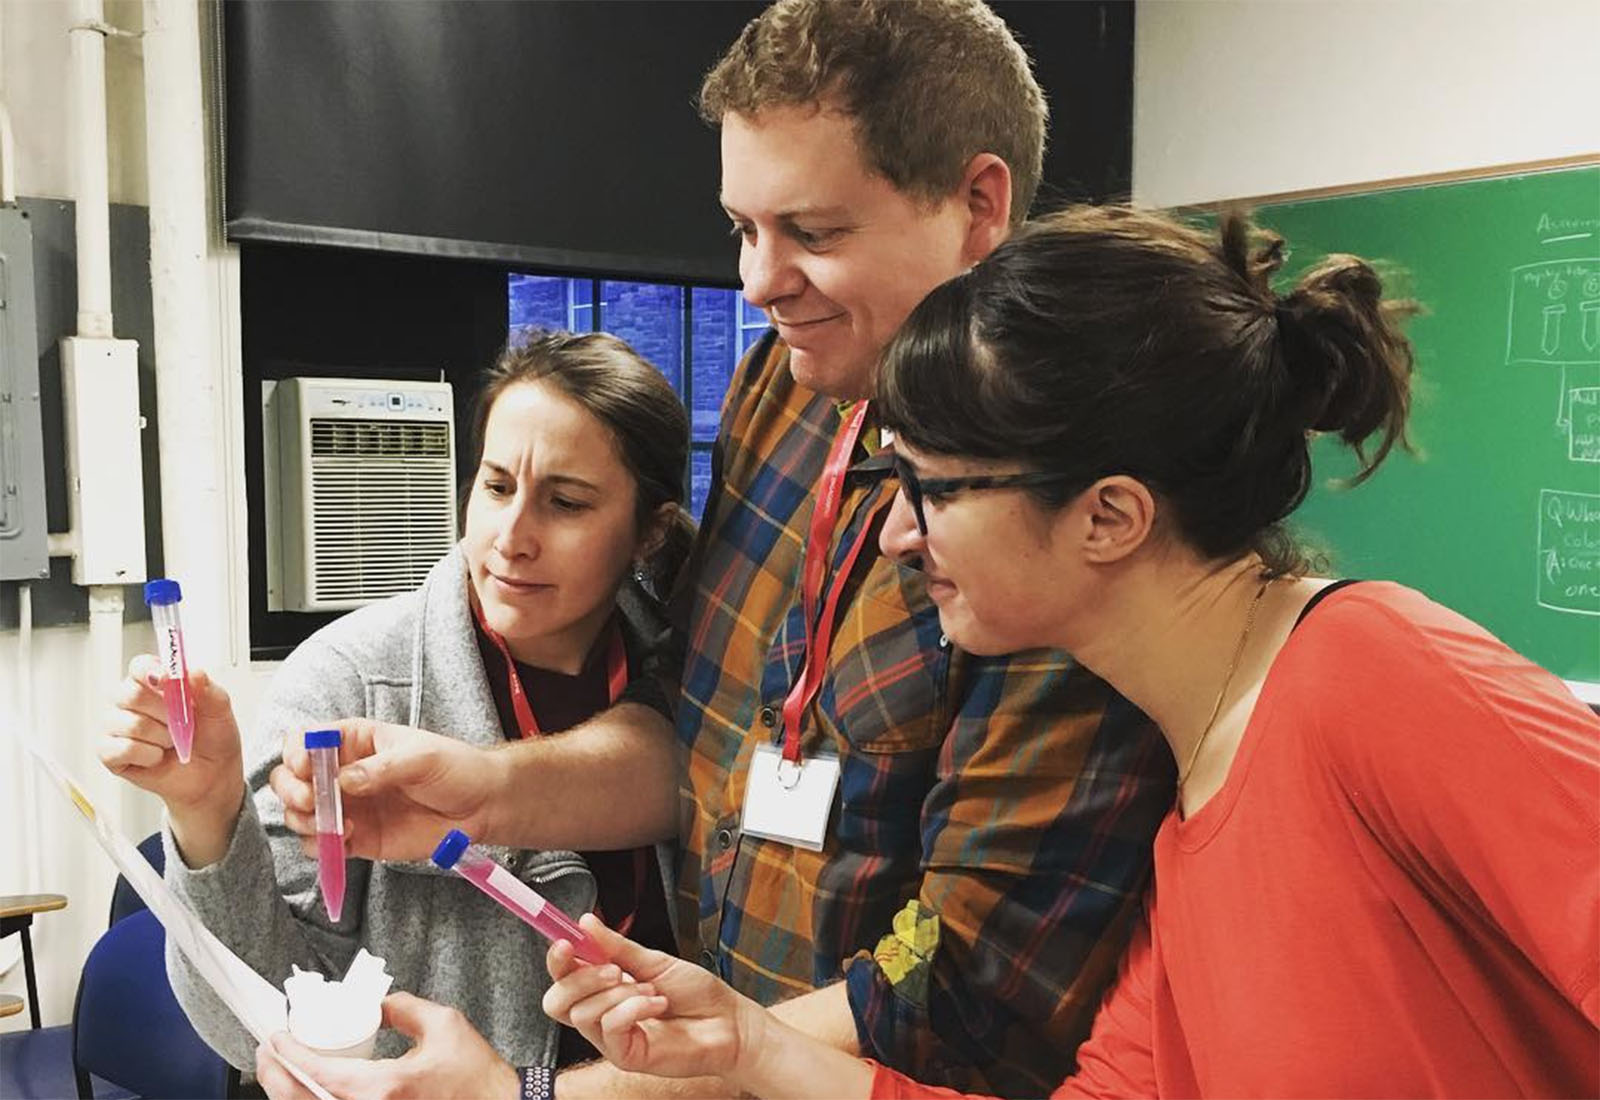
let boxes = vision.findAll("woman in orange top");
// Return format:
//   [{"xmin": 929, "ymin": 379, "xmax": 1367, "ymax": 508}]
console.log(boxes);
[{"xmin": 541, "ymin": 206, "xmax": 1599, "ymax": 1099}]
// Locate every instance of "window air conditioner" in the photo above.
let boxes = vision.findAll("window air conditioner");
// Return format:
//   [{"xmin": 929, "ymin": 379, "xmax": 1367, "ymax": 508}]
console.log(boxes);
[{"xmin": 264, "ymin": 377, "xmax": 457, "ymax": 612}]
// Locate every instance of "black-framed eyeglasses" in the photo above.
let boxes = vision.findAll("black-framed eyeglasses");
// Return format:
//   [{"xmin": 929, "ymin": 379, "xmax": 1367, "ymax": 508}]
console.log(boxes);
[{"xmin": 892, "ymin": 455, "xmax": 1086, "ymax": 535}]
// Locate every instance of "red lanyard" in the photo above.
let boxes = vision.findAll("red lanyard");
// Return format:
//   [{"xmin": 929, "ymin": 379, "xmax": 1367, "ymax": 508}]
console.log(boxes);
[
  {"xmin": 472, "ymin": 599, "xmax": 647, "ymax": 933},
  {"xmin": 472, "ymin": 600, "xmax": 629, "ymax": 739},
  {"xmin": 779, "ymin": 400, "xmax": 874, "ymax": 764}
]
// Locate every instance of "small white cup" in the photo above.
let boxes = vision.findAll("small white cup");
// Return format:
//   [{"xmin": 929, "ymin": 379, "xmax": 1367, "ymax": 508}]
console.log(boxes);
[
  {"xmin": 283, "ymin": 951, "xmax": 391, "ymax": 1060},
  {"xmin": 288, "ymin": 1000, "xmax": 381, "ymax": 1060}
]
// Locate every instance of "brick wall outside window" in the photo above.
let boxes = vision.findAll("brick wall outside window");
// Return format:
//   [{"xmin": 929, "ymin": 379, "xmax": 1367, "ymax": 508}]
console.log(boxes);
[{"xmin": 508, "ymin": 275, "xmax": 767, "ymax": 518}]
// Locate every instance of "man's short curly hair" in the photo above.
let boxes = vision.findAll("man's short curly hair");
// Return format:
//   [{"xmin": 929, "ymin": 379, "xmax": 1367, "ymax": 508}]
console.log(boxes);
[{"xmin": 699, "ymin": 0, "xmax": 1046, "ymax": 226}]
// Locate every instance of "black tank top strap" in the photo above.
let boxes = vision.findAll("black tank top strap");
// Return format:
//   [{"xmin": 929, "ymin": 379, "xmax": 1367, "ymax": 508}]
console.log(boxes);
[{"xmin": 1293, "ymin": 579, "xmax": 1366, "ymax": 631}]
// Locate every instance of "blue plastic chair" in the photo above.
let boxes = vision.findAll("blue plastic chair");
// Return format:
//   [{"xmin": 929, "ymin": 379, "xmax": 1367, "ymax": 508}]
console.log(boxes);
[
  {"xmin": 70, "ymin": 906, "xmax": 242, "ymax": 1098},
  {"xmin": 0, "ymin": 1020, "xmax": 86, "ymax": 1100},
  {"xmin": 105, "ymin": 832, "xmax": 165, "ymax": 928}
]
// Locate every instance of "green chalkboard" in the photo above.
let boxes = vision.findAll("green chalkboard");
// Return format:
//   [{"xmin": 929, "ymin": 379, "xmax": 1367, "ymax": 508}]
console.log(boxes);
[{"xmin": 1250, "ymin": 165, "xmax": 1600, "ymax": 689}]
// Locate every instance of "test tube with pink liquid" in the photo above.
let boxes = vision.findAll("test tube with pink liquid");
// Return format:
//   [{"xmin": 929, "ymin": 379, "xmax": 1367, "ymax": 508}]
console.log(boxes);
[
  {"xmin": 430, "ymin": 829, "xmax": 607, "ymax": 964},
  {"xmin": 305, "ymin": 729, "xmax": 347, "ymax": 923},
  {"xmin": 143, "ymin": 580, "xmax": 196, "ymax": 764}
]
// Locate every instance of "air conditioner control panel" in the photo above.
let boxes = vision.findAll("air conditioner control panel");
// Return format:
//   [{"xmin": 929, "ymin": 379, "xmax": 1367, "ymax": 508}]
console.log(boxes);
[{"xmin": 297, "ymin": 380, "xmax": 453, "ymax": 420}]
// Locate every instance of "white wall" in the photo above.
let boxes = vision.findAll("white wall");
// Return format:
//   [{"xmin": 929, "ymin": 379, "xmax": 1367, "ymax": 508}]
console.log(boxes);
[
  {"xmin": 0, "ymin": 0, "xmax": 269, "ymax": 1032},
  {"xmin": 0, "ymin": 0, "xmax": 150, "ymax": 1033},
  {"xmin": 2, "ymin": 0, "xmax": 148, "ymax": 204},
  {"xmin": 0, "ymin": 628, "xmax": 272, "ymax": 1031},
  {"xmin": 1, "ymin": 621, "xmax": 152, "ymax": 1020},
  {"xmin": 1133, "ymin": 0, "xmax": 1600, "ymax": 206}
]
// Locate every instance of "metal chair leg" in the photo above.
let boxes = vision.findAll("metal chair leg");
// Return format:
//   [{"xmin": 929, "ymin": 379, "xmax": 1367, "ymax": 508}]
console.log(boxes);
[{"xmin": 21, "ymin": 924, "xmax": 42, "ymax": 1029}]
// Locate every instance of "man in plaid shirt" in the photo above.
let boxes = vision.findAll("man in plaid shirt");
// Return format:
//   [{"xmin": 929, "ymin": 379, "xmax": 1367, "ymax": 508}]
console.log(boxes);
[
  {"xmin": 562, "ymin": 2, "xmax": 1169, "ymax": 1094},
  {"xmin": 261, "ymin": 3, "xmax": 1171, "ymax": 1099},
  {"xmin": 631, "ymin": 5, "xmax": 1171, "ymax": 1096}
]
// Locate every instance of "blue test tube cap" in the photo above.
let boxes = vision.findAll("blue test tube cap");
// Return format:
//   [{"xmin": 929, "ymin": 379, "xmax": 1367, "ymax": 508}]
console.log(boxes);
[
  {"xmin": 304, "ymin": 729, "xmax": 342, "ymax": 750},
  {"xmin": 431, "ymin": 829, "xmax": 472, "ymax": 871},
  {"xmin": 143, "ymin": 579, "xmax": 182, "ymax": 606}
]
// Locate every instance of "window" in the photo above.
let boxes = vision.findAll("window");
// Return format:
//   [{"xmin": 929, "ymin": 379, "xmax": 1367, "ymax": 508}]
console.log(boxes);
[
  {"xmin": 509, "ymin": 274, "xmax": 594, "ymax": 338},
  {"xmin": 507, "ymin": 274, "xmax": 770, "ymax": 520},
  {"xmin": 602, "ymin": 281, "xmax": 683, "ymax": 393},
  {"xmin": 568, "ymin": 281, "xmax": 594, "ymax": 333},
  {"xmin": 738, "ymin": 297, "xmax": 769, "ymax": 354}
]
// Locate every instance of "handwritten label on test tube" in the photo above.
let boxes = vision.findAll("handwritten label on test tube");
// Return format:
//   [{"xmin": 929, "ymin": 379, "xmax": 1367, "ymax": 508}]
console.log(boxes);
[
  {"xmin": 430, "ymin": 830, "xmax": 608, "ymax": 964},
  {"xmin": 305, "ymin": 730, "xmax": 346, "ymax": 923},
  {"xmin": 143, "ymin": 579, "xmax": 196, "ymax": 764}
]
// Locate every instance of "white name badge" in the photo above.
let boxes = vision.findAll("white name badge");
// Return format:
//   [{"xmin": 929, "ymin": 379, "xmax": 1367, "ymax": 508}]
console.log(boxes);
[{"xmin": 740, "ymin": 743, "xmax": 842, "ymax": 852}]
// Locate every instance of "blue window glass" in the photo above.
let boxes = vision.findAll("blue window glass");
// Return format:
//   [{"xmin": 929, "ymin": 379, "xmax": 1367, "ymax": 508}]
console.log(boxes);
[
  {"xmin": 509, "ymin": 275, "xmax": 594, "ymax": 338},
  {"xmin": 600, "ymin": 281, "xmax": 683, "ymax": 392},
  {"xmin": 690, "ymin": 449, "xmax": 714, "ymax": 521},
  {"xmin": 509, "ymin": 273, "xmax": 744, "ymax": 523},
  {"xmin": 567, "ymin": 280, "xmax": 595, "ymax": 332},
  {"xmin": 690, "ymin": 287, "xmax": 739, "ymax": 442},
  {"xmin": 738, "ymin": 297, "xmax": 770, "ymax": 355},
  {"xmin": 509, "ymin": 274, "xmax": 567, "ymax": 335}
]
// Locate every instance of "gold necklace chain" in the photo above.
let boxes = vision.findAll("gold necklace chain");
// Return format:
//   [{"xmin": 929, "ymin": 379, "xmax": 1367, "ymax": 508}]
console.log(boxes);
[{"xmin": 1177, "ymin": 577, "xmax": 1274, "ymax": 789}]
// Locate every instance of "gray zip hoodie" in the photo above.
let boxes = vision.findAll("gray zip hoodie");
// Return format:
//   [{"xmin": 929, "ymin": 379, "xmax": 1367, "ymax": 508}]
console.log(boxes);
[{"xmin": 163, "ymin": 546, "xmax": 675, "ymax": 1069}]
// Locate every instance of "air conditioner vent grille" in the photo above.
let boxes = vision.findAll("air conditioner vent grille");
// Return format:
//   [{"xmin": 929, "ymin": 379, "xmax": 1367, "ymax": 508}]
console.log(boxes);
[
  {"xmin": 310, "ymin": 419, "xmax": 451, "ymax": 458},
  {"xmin": 309, "ymin": 456, "xmax": 457, "ymax": 603}
]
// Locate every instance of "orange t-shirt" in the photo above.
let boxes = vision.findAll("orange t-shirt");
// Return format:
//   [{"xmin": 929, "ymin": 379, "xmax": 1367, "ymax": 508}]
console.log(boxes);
[{"xmin": 873, "ymin": 583, "xmax": 1599, "ymax": 1098}]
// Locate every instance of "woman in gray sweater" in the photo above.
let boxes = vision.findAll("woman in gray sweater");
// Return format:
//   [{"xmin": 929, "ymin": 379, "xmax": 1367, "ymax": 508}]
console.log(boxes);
[{"xmin": 98, "ymin": 330, "xmax": 691, "ymax": 1074}]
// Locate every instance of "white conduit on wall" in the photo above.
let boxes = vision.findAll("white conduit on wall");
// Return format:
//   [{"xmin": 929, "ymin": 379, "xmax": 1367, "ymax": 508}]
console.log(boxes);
[
  {"xmin": 0, "ymin": 101, "xmax": 16, "ymax": 207},
  {"xmin": 17, "ymin": 585, "xmax": 43, "ymax": 919},
  {"xmin": 144, "ymin": 0, "xmax": 234, "ymax": 670},
  {"xmin": 69, "ymin": 0, "xmax": 132, "ymax": 820},
  {"xmin": 0, "ymin": 0, "xmax": 39, "ymax": 921},
  {"xmin": 0, "ymin": 0, "xmax": 10, "ymax": 208},
  {"xmin": 69, "ymin": 0, "xmax": 113, "ymax": 340}
]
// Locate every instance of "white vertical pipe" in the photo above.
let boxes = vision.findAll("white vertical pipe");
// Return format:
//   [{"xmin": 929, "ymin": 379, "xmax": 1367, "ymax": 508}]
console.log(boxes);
[
  {"xmin": 70, "ymin": 0, "xmax": 132, "ymax": 823},
  {"xmin": 18, "ymin": 584, "xmax": 42, "ymax": 893},
  {"xmin": 69, "ymin": 0, "xmax": 112, "ymax": 338},
  {"xmin": 0, "ymin": 102, "xmax": 16, "ymax": 204},
  {"xmin": 144, "ymin": 0, "xmax": 233, "ymax": 669},
  {"xmin": 0, "ymin": 0, "xmax": 15, "ymax": 205},
  {"xmin": 87, "ymin": 585, "xmax": 131, "ymax": 829},
  {"xmin": 0, "ymin": 580, "xmax": 34, "ymax": 979}
]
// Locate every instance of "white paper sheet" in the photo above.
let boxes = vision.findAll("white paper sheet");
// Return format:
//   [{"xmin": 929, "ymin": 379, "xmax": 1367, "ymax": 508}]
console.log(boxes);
[{"xmin": 17, "ymin": 734, "xmax": 337, "ymax": 1100}]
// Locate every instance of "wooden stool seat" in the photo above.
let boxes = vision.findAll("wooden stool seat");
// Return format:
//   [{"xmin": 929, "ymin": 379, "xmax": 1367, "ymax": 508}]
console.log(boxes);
[
  {"xmin": 0, "ymin": 895, "xmax": 68, "ymax": 920},
  {"xmin": 0, "ymin": 894, "xmax": 69, "ymax": 1029},
  {"xmin": 0, "ymin": 994, "xmax": 23, "ymax": 1019}
]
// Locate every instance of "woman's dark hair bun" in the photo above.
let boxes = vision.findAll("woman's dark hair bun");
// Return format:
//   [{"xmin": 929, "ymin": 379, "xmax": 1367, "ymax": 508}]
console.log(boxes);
[{"xmin": 1275, "ymin": 252, "xmax": 1419, "ymax": 484}]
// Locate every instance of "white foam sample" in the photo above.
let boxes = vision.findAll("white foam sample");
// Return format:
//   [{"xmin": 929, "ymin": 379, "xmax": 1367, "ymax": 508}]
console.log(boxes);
[{"xmin": 284, "ymin": 950, "xmax": 393, "ymax": 1055}]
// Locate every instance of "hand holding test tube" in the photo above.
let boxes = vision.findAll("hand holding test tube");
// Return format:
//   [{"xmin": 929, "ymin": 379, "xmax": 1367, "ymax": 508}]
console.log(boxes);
[
  {"xmin": 431, "ymin": 830, "xmax": 608, "ymax": 964},
  {"xmin": 306, "ymin": 730, "xmax": 347, "ymax": 923},
  {"xmin": 143, "ymin": 579, "xmax": 196, "ymax": 764}
]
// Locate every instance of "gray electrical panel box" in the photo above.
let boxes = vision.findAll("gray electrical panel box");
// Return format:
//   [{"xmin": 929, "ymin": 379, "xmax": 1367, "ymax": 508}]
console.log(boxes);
[{"xmin": 0, "ymin": 206, "xmax": 48, "ymax": 582}]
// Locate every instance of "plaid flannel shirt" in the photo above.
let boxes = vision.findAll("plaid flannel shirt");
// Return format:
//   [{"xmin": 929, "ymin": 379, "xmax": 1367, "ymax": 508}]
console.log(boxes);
[{"xmin": 671, "ymin": 334, "xmax": 1174, "ymax": 1097}]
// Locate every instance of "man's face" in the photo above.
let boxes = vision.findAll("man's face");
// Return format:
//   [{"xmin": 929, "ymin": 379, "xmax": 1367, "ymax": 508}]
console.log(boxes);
[{"xmin": 720, "ymin": 105, "xmax": 977, "ymax": 400}]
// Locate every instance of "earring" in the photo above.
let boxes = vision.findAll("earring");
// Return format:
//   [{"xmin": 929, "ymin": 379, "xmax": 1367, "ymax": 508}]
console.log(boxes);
[{"xmin": 632, "ymin": 562, "xmax": 648, "ymax": 584}]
